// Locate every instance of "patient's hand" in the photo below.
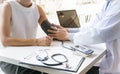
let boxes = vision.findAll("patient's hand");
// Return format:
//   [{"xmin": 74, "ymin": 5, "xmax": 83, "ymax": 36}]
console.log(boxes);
[{"xmin": 37, "ymin": 36, "xmax": 53, "ymax": 46}]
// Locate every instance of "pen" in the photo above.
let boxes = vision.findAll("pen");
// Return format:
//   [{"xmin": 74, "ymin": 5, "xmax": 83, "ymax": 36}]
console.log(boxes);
[
  {"xmin": 62, "ymin": 41, "xmax": 76, "ymax": 51},
  {"xmin": 79, "ymin": 57, "xmax": 85, "ymax": 67}
]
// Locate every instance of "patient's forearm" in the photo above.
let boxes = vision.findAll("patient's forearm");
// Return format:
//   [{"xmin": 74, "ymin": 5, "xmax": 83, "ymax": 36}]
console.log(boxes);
[{"xmin": 2, "ymin": 38, "xmax": 37, "ymax": 46}]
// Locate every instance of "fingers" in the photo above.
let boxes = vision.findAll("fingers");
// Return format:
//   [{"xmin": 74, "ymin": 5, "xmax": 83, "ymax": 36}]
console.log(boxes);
[
  {"xmin": 48, "ymin": 29, "xmax": 58, "ymax": 34},
  {"xmin": 44, "ymin": 36, "xmax": 53, "ymax": 45},
  {"xmin": 51, "ymin": 23, "xmax": 63, "ymax": 29},
  {"xmin": 48, "ymin": 34, "xmax": 57, "ymax": 39},
  {"xmin": 46, "ymin": 36, "xmax": 53, "ymax": 41},
  {"xmin": 50, "ymin": 26, "xmax": 58, "ymax": 31},
  {"xmin": 37, "ymin": 36, "xmax": 53, "ymax": 46}
]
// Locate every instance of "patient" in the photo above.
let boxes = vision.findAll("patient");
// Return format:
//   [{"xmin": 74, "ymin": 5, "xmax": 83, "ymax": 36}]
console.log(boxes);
[
  {"xmin": 0, "ymin": 0, "xmax": 55, "ymax": 74},
  {"xmin": 0, "ymin": 0, "xmax": 3, "ymax": 8},
  {"xmin": 0, "ymin": 0, "xmax": 3, "ymax": 3}
]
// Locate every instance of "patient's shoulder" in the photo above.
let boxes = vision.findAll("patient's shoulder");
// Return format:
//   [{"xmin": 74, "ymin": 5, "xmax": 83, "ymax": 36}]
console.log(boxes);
[
  {"xmin": 1, "ymin": 2, "xmax": 11, "ymax": 17},
  {"xmin": 1, "ymin": 2, "xmax": 11, "ymax": 11}
]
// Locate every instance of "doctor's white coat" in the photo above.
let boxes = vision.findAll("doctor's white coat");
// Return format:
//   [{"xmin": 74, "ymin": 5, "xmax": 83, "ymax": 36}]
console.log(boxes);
[{"xmin": 73, "ymin": 0, "xmax": 120, "ymax": 73}]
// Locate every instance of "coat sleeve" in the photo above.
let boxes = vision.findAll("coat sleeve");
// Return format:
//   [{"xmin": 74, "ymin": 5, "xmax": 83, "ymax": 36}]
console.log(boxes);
[{"xmin": 73, "ymin": 11, "xmax": 120, "ymax": 45}]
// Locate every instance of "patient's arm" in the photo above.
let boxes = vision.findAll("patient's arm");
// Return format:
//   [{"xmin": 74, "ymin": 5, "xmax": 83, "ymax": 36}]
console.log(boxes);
[{"xmin": 0, "ymin": 3, "xmax": 52, "ymax": 46}]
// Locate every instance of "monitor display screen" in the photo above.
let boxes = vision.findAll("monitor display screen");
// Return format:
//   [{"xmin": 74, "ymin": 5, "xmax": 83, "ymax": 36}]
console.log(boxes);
[{"xmin": 57, "ymin": 10, "xmax": 80, "ymax": 28}]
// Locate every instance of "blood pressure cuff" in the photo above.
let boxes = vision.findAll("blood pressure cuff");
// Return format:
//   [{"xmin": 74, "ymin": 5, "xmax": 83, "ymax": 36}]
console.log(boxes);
[{"xmin": 41, "ymin": 20, "xmax": 52, "ymax": 34}]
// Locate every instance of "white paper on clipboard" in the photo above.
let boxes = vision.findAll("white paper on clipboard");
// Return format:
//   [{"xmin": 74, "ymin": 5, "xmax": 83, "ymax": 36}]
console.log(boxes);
[{"xmin": 20, "ymin": 47, "xmax": 85, "ymax": 73}]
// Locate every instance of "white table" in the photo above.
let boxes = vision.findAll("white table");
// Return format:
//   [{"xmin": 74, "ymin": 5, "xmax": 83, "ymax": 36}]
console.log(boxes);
[{"xmin": 0, "ymin": 41, "xmax": 106, "ymax": 74}]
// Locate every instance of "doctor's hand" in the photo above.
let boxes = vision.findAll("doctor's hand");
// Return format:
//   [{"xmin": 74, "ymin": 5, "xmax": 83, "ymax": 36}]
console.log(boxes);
[
  {"xmin": 51, "ymin": 23, "xmax": 64, "ymax": 29},
  {"xmin": 48, "ymin": 27, "xmax": 69, "ymax": 41},
  {"xmin": 51, "ymin": 24, "xmax": 70, "ymax": 32},
  {"xmin": 36, "ymin": 36, "xmax": 53, "ymax": 46}
]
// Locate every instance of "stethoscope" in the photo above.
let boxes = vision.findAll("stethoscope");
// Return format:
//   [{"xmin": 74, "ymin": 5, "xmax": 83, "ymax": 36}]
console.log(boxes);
[{"xmin": 36, "ymin": 50, "xmax": 68, "ymax": 66}]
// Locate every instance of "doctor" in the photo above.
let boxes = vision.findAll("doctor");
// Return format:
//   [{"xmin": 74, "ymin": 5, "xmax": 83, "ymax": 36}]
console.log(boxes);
[{"xmin": 48, "ymin": 0, "xmax": 120, "ymax": 74}]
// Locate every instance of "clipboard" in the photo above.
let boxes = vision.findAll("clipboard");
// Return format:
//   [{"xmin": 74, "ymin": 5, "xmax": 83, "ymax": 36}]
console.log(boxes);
[{"xmin": 20, "ymin": 48, "xmax": 85, "ymax": 73}]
